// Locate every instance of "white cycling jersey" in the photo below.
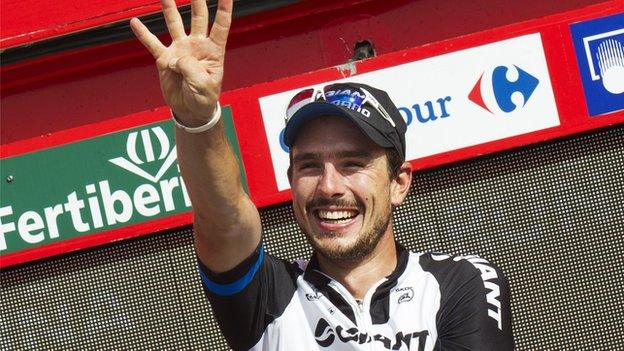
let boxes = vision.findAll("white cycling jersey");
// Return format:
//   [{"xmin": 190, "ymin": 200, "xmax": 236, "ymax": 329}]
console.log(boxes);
[{"xmin": 199, "ymin": 243, "xmax": 513, "ymax": 350}]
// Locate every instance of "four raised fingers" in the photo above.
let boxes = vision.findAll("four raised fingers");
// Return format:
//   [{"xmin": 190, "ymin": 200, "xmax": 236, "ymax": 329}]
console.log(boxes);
[
  {"xmin": 133, "ymin": 0, "xmax": 232, "ymax": 47},
  {"xmin": 131, "ymin": 0, "xmax": 233, "ymax": 63}
]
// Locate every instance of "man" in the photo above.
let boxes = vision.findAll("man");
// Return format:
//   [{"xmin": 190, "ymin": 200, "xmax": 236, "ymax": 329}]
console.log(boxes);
[{"xmin": 130, "ymin": 0, "xmax": 514, "ymax": 349}]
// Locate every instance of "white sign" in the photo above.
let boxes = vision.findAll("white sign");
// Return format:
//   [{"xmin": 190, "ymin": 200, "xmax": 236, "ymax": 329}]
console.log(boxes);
[{"xmin": 259, "ymin": 33, "xmax": 560, "ymax": 191}]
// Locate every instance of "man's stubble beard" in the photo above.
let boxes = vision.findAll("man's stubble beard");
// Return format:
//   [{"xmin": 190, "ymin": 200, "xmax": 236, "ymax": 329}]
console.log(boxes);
[{"xmin": 299, "ymin": 206, "xmax": 393, "ymax": 264}]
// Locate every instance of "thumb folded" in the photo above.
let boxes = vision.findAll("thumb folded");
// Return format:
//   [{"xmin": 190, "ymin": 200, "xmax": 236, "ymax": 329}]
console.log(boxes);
[{"xmin": 173, "ymin": 56, "xmax": 211, "ymax": 94}]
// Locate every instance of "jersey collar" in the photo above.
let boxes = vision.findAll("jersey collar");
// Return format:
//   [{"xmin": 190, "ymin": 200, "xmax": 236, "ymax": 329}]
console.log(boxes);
[{"xmin": 303, "ymin": 242, "xmax": 410, "ymax": 325}]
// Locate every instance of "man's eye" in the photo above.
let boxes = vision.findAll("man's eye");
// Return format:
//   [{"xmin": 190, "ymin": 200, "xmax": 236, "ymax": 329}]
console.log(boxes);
[
  {"xmin": 298, "ymin": 163, "xmax": 318, "ymax": 170},
  {"xmin": 344, "ymin": 161, "xmax": 364, "ymax": 169}
]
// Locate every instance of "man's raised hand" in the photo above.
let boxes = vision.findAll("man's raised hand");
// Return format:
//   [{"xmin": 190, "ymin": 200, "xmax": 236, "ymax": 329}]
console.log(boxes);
[{"xmin": 130, "ymin": 0, "xmax": 232, "ymax": 127}]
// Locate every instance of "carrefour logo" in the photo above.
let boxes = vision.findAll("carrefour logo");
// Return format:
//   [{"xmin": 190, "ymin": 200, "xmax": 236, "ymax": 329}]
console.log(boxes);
[
  {"xmin": 109, "ymin": 127, "xmax": 178, "ymax": 183},
  {"xmin": 468, "ymin": 64, "xmax": 539, "ymax": 114}
]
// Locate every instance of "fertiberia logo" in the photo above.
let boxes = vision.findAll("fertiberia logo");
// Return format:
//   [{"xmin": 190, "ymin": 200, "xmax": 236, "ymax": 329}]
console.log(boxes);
[
  {"xmin": 0, "ymin": 121, "xmax": 191, "ymax": 254},
  {"xmin": 109, "ymin": 126, "xmax": 178, "ymax": 183}
]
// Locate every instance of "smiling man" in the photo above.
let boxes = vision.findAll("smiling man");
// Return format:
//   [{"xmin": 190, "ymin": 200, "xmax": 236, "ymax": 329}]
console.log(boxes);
[{"xmin": 130, "ymin": 0, "xmax": 513, "ymax": 350}]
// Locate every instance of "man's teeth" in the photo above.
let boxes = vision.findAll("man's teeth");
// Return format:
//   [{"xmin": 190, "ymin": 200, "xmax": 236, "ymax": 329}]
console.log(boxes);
[{"xmin": 318, "ymin": 210, "xmax": 357, "ymax": 221}]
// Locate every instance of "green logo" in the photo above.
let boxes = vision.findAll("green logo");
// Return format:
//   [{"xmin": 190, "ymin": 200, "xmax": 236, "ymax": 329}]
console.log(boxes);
[{"xmin": 0, "ymin": 109, "xmax": 245, "ymax": 256}]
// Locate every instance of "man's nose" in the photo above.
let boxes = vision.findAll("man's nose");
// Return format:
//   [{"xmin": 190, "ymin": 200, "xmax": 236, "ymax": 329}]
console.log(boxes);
[{"xmin": 317, "ymin": 164, "xmax": 346, "ymax": 198}]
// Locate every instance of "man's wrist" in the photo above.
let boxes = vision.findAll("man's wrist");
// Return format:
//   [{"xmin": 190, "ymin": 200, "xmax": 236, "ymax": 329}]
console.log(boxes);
[{"xmin": 172, "ymin": 102, "xmax": 221, "ymax": 133}]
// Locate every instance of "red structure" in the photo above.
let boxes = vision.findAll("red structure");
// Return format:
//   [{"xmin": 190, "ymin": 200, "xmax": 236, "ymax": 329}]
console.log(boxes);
[
  {"xmin": 1, "ymin": 0, "xmax": 612, "ymax": 145},
  {"xmin": 1, "ymin": 0, "xmax": 622, "ymax": 266}
]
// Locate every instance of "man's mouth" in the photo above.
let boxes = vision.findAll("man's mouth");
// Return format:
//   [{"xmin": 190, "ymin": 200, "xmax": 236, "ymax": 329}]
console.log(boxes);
[{"xmin": 315, "ymin": 209, "xmax": 359, "ymax": 224}]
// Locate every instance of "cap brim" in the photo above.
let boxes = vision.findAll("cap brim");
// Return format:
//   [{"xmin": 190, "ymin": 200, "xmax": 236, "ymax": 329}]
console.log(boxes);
[{"xmin": 283, "ymin": 102, "xmax": 394, "ymax": 149}]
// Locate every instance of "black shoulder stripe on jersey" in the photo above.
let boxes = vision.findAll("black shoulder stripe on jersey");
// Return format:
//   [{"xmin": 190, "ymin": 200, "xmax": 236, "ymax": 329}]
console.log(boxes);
[
  {"xmin": 304, "ymin": 255, "xmax": 358, "ymax": 325},
  {"xmin": 369, "ymin": 243, "xmax": 409, "ymax": 325}
]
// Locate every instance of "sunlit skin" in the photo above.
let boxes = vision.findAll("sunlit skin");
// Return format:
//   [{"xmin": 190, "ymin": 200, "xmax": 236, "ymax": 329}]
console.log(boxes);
[
  {"xmin": 130, "ymin": 0, "xmax": 411, "ymax": 295},
  {"xmin": 289, "ymin": 116, "xmax": 412, "ymax": 297}
]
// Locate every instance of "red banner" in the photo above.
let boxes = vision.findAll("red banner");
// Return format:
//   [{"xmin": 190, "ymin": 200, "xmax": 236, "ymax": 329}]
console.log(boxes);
[
  {"xmin": 1, "ymin": 2, "xmax": 622, "ymax": 267},
  {"xmin": 226, "ymin": 3, "xmax": 623, "ymax": 207}
]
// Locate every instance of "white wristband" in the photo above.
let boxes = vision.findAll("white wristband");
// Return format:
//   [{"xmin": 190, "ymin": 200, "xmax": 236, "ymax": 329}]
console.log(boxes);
[{"xmin": 172, "ymin": 102, "xmax": 221, "ymax": 133}]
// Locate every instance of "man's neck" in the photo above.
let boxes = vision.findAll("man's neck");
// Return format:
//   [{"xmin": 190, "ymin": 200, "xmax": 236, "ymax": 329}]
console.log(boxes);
[{"xmin": 317, "ymin": 232, "xmax": 398, "ymax": 300}]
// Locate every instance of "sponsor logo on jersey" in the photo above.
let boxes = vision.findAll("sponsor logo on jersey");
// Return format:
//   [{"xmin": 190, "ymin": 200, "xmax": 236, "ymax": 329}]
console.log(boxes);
[
  {"xmin": 314, "ymin": 318, "xmax": 428, "ymax": 350},
  {"xmin": 458, "ymin": 255, "xmax": 503, "ymax": 330},
  {"xmin": 306, "ymin": 288, "xmax": 322, "ymax": 301},
  {"xmin": 468, "ymin": 65, "xmax": 539, "ymax": 114},
  {"xmin": 570, "ymin": 13, "xmax": 624, "ymax": 116},
  {"xmin": 393, "ymin": 287, "xmax": 414, "ymax": 304}
]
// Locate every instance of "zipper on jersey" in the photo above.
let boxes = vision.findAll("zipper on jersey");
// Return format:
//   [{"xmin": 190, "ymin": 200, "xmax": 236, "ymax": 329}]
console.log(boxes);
[
  {"xmin": 354, "ymin": 295, "xmax": 375, "ymax": 351},
  {"xmin": 325, "ymin": 275, "xmax": 388, "ymax": 350},
  {"xmin": 344, "ymin": 280, "xmax": 387, "ymax": 331},
  {"xmin": 356, "ymin": 299, "xmax": 364, "ymax": 313},
  {"xmin": 325, "ymin": 280, "xmax": 369, "ymax": 328}
]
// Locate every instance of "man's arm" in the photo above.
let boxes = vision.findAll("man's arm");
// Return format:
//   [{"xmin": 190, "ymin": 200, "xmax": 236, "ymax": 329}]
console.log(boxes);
[{"xmin": 130, "ymin": 0, "xmax": 261, "ymax": 273}]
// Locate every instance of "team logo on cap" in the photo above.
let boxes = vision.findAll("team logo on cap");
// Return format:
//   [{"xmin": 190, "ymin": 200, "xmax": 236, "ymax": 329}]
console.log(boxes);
[
  {"xmin": 325, "ymin": 89, "xmax": 372, "ymax": 118},
  {"xmin": 468, "ymin": 65, "xmax": 539, "ymax": 114},
  {"xmin": 279, "ymin": 88, "xmax": 375, "ymax": 152}
]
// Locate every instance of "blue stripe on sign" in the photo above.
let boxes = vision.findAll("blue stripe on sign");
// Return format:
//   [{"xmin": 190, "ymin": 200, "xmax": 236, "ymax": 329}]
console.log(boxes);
[{"xmin": 198, "ymin": 246, "xmax": 265, "ymax": 296}]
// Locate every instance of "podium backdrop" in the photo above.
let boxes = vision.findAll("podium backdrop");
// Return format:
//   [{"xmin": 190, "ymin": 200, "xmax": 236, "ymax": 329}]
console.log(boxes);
[{"xmin": 2, "ymin": 125, "xmax": 622, "ymax": 350}]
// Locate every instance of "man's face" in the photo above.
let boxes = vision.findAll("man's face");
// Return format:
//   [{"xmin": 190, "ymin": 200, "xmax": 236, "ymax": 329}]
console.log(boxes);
[{"xmin": 289, "ymin": 116, "xmax": 402, "ymax": 263}]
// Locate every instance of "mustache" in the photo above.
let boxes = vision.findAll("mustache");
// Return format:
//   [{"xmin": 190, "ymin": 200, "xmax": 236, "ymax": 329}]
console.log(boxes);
[{"xmin": 306, "ymin": 197, "xmax": 362, "ymax": 212}]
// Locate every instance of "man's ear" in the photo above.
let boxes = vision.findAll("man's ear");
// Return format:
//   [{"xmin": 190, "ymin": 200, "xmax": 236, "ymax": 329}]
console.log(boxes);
[{"xmin": 391, "ymin": 161, "xmax": 412, "ymax": 207}]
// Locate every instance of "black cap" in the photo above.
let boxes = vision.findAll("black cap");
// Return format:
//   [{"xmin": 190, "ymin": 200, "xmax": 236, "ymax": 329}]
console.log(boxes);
[{"xmin": 283, "ymin": 82, "xmax": 407, "ymax": 160}]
